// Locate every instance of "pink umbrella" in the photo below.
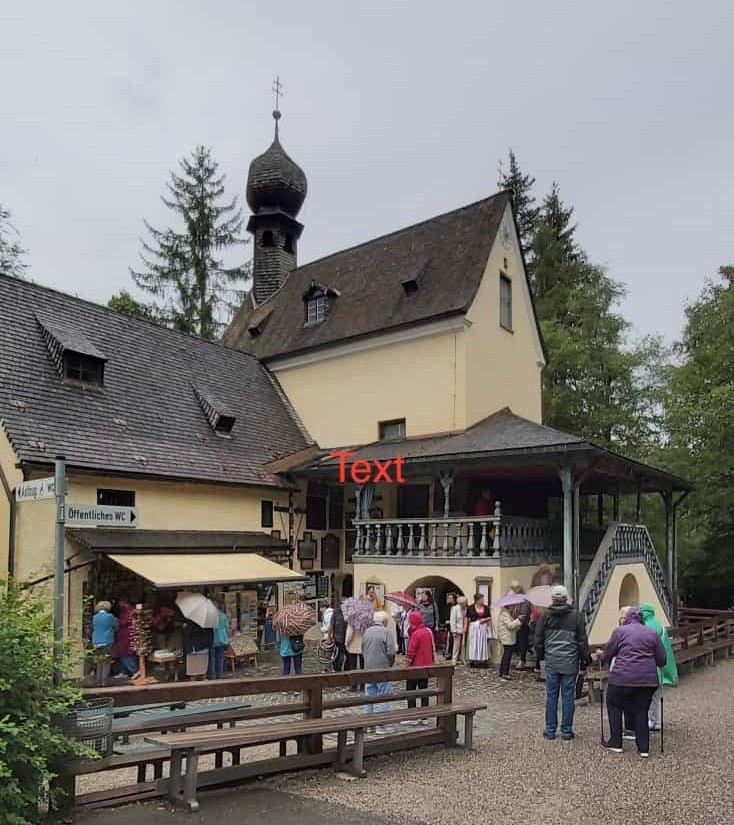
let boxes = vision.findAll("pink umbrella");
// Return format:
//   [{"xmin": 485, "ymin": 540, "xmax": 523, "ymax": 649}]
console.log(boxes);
[
  {"xmin": 525, "ymin": 585, "xmax": 553, "ymax": 608},
  {"xmin": 492, "ymin": 591, "xmax": 528, "ymax": 608},
  {"xmin": 385, "ymin": 591, "xmax": 417, "ymax": 610}
]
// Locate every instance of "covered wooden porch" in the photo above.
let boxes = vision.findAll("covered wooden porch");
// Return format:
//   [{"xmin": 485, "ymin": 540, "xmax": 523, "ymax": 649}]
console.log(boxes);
[{"xmin": 292, "ymin": 410, "xmax": 692, "ymax": 618}]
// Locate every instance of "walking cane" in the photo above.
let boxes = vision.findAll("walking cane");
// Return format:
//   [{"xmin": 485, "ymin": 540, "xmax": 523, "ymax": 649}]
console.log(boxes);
[
  {"xmin": 660, "ymin": 682, "xmax": 664, "ymax": 754},
  {"xmin": 598, "ymin": 656, "xmax": 605, "ymax": 744}
]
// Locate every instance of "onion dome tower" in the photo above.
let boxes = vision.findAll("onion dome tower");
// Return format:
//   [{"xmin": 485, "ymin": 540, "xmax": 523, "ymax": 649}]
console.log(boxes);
[{"xmin": 246, "ymin": 105, "xmax": 308, "ymax": 304}]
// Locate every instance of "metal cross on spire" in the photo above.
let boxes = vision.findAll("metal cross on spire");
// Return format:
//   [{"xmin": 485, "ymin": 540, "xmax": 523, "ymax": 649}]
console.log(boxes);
[
  {"xmin": 272, "ymin": 76, "xmax": 283, "ymax": 136},
  {"xmin": 272, "ymin": 76, "xmax": 283, "ymax": 112}
]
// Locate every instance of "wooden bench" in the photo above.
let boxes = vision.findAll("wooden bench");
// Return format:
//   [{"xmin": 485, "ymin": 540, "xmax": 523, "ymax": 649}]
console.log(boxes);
[
  {"xmin": 78, "ymin": 664, "xmax": 467, "ymax": 810},
  {"xmin": 112, "ymin": 700, "xmax": 187, "ymax": 718},
  {"xmin": 146, "ymin": 701, "xmax": 486, "ymax": 811}
]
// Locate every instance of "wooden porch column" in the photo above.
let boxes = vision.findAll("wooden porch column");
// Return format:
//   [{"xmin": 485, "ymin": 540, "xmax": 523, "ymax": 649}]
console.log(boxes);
[
  {"xmin": 439, "ymin": 471, "xmax": 455, "ymax": 519},
  {"xmin": 635, "ymin": 484, "xmax": 642, "ymax": 523},
  {"xmin": 559, "ymin": 467, "xmax": 575, "ymax": 596},
  {"xmin": 662, "ymin": 491, "xmax": 674, "ymax": 593},
  {"xmin": 612, "ymin": 488, "xmax": 620, "ymax": 521},
  {"xmin": 572, "ymin": 482, "xmax": 581, "ymax": 605}
]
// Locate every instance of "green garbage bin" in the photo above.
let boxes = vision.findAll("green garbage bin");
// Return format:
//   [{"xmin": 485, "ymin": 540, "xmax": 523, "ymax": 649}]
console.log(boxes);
[{"xmin": 53, "ymin": 698, "xmax": 114, "ymax": 773}]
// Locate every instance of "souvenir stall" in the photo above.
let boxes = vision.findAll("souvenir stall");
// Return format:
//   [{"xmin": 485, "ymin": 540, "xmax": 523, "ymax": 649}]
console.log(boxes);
[{"xmin": 85, "ymin": 549, "xmax": 306, "ymax": 680}]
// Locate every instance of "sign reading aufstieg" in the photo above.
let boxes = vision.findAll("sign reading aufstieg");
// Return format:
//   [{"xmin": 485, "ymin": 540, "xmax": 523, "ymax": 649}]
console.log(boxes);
[{"xmin": 329, "ymin": 451, "xmax": 405, "ymax": 483}]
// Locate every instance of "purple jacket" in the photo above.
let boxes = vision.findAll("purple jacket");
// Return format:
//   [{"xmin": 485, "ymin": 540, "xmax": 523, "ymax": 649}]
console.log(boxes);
[{"xmin": 602, "ymin": 609, "xmax": 666, "ymax": 687}]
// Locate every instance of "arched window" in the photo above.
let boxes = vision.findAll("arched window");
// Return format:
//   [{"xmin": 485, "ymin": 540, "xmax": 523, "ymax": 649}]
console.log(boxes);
[
  {"xmin": 284, "ymin": 234, "xmax": 294, "ymax": 254},
  {"xmin": 261, "ymin": 230, "xmax": 275, "ymax": 248}
]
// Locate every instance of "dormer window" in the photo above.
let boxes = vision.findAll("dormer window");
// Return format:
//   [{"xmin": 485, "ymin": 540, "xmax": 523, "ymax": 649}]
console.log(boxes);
[
  {"xmin": 193, "ymin": 386, "xmax": 237, "ymax": 437},
  {"xmin": 214, "ymin": 414, "xmax": 236, "ymax": 434},
  {"xmin": 303, "ymin": 281, "xmax": 339, "ymax": 326},
  {"xmin": 36, "ymin": 313, "xmax": 107, "ymax": 386},
  {"xmin": 64, "ymin": 352, "xmax": 104, "ymax": 385},
  {"xmin": 261, "ymin": 230, "xmax": 275, "ymax": 248},
  {"xmin": 306, "ymin": 293, "xmax": 329, "ymax": 325}
]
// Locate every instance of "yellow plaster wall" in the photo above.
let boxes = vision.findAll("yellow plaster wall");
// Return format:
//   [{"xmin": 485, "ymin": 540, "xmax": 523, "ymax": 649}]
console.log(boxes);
[
  {"xmin": 0, "ymin": 428, "xmax": 23, "ymax": 577},
  {"xmin": 273, "ymin": 330, "xmax": 466, "ymax": 446},
  {"xmin": 12, "ymin": 471, "xmax": 291, "ymax": 582},
  {"xmin": 464, "ymin": 205, "xmax": 543, "ymax": 426},
  {"xmin": 588, "ymin": 562, "xmax": 670, "ymax": 646}
]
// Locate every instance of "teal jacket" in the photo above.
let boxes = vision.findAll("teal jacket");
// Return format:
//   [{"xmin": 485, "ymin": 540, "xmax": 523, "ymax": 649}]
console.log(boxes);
[
  {"xmin": 213, "ymin": 611, "xmax": 230, "ymax": 648},
  {"xmin": 639, "ymin": 603, "xmax": 678, "ymax": 685}
]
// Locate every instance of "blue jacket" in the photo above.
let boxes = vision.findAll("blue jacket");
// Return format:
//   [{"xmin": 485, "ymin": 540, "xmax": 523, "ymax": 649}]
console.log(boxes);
[{"xmin": 92, "ymin": 610, "xmax": 118, "ymax": 647}]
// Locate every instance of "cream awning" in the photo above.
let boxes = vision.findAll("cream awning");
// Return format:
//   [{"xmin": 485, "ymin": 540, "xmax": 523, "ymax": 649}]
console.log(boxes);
[{"xmin": 106, "ymin": 552, "xmax": 306, "ymax": 588}]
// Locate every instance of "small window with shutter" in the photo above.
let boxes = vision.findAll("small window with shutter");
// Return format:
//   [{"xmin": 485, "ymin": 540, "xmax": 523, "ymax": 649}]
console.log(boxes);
[{"xmin": 500, "ymin": 274, "xmax": 512, "ymax": 331}]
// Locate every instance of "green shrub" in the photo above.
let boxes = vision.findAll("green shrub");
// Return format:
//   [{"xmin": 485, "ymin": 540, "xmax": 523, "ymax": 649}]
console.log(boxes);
[{"xmin": 0, "ymin": 579, "xmax": 88, "ymax": 824}]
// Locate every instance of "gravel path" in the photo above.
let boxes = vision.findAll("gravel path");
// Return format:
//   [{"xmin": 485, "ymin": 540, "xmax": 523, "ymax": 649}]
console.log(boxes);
[
  {"xmin": 74, "ymin": 657, "xmax": 734, "ymax": 824},
  {"xmin": 269, "ymin": 659, "xmax": 734, "ymax": 825}
]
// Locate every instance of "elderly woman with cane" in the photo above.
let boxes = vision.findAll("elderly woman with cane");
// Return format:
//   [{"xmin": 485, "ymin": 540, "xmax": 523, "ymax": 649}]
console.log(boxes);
[{"xmin": 597, "ymin": 607, "xmax": 667, "ymax": 757}]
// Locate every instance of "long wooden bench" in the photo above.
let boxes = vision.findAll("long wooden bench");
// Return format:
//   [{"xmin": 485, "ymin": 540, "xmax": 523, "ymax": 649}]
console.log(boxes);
[
  {"xmin": 78, "ymin": 664, "xmax": 466, "ymax": 810},
  {"xmin": 146, "ymin": 702, "xmax": 486, "ymax": 811}
]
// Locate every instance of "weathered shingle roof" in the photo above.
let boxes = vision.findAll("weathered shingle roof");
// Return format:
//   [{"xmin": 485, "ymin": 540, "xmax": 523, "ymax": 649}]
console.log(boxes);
[
  {"xmin": 0, "ymin": 274, "xmax": 312, "ymax": 486},
  {"xmin": 224, "ymin": 192, "xmax": 510, "ymax": 360},
  {"xmin": 311, "ymin": 408, "xmax": 586, "ymax": 465}
]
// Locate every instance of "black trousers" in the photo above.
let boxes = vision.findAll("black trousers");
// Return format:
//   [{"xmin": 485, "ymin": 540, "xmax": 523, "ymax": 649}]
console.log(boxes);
[
  {"xmin": 407, "ymin": 678, "xmax": 429, "ymax": 708},
  {"xmin": 499, "ymin": 643, "xmax": 515, "ymax": 677},
  {"xmin": 606, "ymin": 684, "xmax": 657, "ymax": 753},
  {"xmin": 516, "ymin": 624, "xmax": 530, "ymax": 664},
  {"xmin": 332, "ymin": 642, "xmax": 346, "ymax": 672},
  {"xmin": 345, "ymin": 652, "xmax": 364, "ymax": 690}
]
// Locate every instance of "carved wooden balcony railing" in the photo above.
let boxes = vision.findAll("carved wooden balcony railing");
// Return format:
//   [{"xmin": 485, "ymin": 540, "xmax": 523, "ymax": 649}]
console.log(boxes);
[{"xmin": 351, "ymin": 511, "xmax": 557, "ymax": 558}]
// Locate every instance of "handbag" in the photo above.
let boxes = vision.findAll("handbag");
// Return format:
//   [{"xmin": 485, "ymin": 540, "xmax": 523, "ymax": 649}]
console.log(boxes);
[{"xmin": 291, "ymin": 635, "xmax": 305, "ymax": 654}]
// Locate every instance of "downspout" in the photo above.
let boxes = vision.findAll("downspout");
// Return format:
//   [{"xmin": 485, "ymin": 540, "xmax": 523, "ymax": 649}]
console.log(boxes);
[{"xmin": 0, "ymin": 461, "xmax": 15, "ymax": 577}]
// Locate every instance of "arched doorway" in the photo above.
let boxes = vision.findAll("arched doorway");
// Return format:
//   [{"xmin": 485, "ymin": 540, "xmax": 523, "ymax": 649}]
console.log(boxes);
[
  {"xmin": 405, "ymin": 575, "xmax": 464, "ymax": 610},
  {"xmin": 619, "ymin": 573, "xmax": 640, "ymax": 608}
]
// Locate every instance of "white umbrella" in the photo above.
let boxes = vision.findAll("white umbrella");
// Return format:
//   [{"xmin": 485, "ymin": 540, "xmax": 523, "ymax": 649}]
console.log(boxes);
[
  {"xmin": 525, "ymin": 585, "xmax": 553, "ymax": 608},
  {"xmin": 175, "ymin": 592, "xmax": 219, "ymax": 628}
]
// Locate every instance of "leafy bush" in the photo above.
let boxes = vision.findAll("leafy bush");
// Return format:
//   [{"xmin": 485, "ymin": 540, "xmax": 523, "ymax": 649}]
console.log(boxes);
[{"xmin": 0, "ymin": 579, "xmax": 88, "ymax": 824}]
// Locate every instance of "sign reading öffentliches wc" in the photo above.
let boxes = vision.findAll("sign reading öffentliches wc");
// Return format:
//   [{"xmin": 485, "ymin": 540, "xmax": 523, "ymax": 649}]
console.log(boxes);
[{"xmin": 65, "ymin": 503, "xmax": 138, "ymax": 527}]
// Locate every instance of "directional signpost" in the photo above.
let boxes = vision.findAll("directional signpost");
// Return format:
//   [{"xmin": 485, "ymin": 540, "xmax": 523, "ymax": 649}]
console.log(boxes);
[
  {"xmin": 14, "ymin": 460, "xmax": 140, "ymax": 685},
  {"xmin": 64, "ymin": 503, "xmax": 138, "ymax": 527}
]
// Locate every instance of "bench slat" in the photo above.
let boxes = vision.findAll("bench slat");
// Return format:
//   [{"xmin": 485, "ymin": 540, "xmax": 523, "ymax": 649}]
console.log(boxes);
[{"xmin": 146, "ymin": 702, "xmax": 486, "ymax": 752}]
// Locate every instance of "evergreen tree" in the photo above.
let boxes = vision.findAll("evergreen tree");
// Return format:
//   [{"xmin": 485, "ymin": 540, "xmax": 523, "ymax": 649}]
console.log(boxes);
[
  {"xmin": 497, "ymin": 149, "xmax": 539, "ymax": 255},
  {"xmin": 0, "ymin": 203, "xmax": 27, "ymax": 279},
  {"xmin": 531, "ymin": 184, "xmax": 665, "ymax": 455},
  {"xmin": 131, "ymin": 146, "xmax": 248, "ymax": 339},
  {"xmin": 662, "ymin": 266, "xmax": 734, "ymax": 607}
]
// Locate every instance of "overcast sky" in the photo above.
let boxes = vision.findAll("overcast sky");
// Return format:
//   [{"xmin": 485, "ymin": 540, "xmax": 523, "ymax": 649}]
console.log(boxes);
[{"xmin": 1, "ymin": 1, "xmax": 732, "ymax": 344}]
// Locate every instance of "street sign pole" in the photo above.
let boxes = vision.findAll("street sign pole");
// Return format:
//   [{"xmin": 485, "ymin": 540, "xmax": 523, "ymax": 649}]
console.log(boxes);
[{"xmin": 53, "ymin": 455, "xmax": 67, "ymax": 686}]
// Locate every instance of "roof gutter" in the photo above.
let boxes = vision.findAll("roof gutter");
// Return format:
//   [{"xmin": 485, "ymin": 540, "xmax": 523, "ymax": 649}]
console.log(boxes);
[{"xmin": 16, "ymin": 459, "xmax": 299, "ymax": 492}]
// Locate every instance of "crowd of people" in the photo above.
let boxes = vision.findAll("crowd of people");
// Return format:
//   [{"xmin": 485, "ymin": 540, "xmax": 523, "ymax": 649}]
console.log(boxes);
[
  {"xmin": 310, "ymin": 583, "xmax": 678, "ymax": 753},
  {"xmin": 91, "ymin": 595, "xmax": 231, "ymax": 684}
]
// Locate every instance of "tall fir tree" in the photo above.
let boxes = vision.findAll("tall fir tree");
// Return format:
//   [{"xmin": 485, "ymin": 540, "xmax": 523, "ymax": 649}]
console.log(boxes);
[
  {"xmin": 529, "ymin": 183, "xmax": 665, "ymax": 455},
  {"xmin": 0, "ymin": 203, "xmax": 27, "ymax": 279},
  {"xmin": 661, "ymin": 265, "xmax": 734, "ymax": 607},
  {"xmin": 131, "ymin": 146, "xmax": 248, "ymax": 339},
  {"xmin": 497, "ymin": 149, "xmax": 539, "ymax": 256}
]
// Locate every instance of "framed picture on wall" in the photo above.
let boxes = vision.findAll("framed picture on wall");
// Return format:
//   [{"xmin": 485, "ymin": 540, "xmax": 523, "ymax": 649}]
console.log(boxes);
[
  {"xmin": 474, "ymin": 577, "xmax": 493, "ymax": 604},
  {"xmin": 364, "ymin": 582, "xmax": 385, "ymax": 607}
]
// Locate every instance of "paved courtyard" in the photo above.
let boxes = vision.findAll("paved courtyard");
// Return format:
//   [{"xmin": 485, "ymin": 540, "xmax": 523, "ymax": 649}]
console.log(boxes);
[{"xmin": 74, "ymin": 656, "xmax": 734, "ymax": 825}]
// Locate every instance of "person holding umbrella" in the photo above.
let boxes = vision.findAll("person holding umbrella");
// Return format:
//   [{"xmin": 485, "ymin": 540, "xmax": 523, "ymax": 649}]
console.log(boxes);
[{"xmin": 273, "ymin": 601, "xmax": 316, "ymax": 676}]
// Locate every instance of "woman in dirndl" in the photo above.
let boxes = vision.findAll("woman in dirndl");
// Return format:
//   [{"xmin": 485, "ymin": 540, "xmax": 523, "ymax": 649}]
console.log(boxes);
[{"xmin": 466, "ymin": 593, "xmax": 492, "ymax": 668}]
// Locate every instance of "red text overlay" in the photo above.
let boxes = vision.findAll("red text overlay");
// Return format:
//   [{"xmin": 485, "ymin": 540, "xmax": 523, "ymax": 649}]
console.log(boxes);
[{"xmin": 330, "ymin": 451, "xmax": 405, "ymax": 483}]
